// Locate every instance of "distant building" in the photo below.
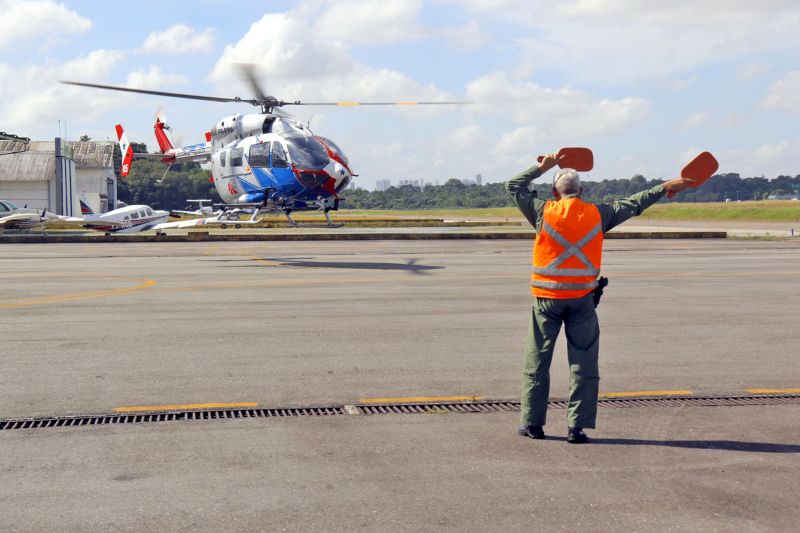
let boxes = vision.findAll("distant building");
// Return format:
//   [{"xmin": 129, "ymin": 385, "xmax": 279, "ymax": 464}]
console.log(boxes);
[
  {"xmin": 398, "ymin": 179, "xmax": 422, "ymax": 188},
  {"xmin": 375, "ymin": 179, "xmax": 391, "ymax": 191},
  {"xmin": 475, "ymin": 174, "xmax": 482, "ymax": 186},
  {"xmin": 0, "ymin": 137, "xmax": 119, "ymax": 215}
]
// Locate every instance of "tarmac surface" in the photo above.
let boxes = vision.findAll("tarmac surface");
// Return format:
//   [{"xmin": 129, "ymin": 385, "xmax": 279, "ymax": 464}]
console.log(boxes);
[{"xmin": 1, "ymin": 237, "xmax": 799, "ymax": 531}]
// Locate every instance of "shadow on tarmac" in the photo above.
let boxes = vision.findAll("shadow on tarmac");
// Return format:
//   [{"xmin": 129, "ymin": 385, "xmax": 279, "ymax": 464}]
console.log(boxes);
[
  {"xmin": 229, "ymin": 257, "xmax": 445, "ymax": 274},
  {"xmin": 548, "ymin": 437, "xmax": 800, "ymax": 453}
]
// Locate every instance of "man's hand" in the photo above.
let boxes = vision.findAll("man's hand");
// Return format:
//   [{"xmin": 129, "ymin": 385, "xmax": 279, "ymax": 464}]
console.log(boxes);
[
  {"xmin": 662, "ymin": 177, "xmax": 695, "ymax": 197},
  {"xmin": 538, "ymin": 152, "xmax": 562, "ymax": 174}
]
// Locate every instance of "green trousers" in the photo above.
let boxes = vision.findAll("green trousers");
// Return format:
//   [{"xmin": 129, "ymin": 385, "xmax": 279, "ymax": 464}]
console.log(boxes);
[{"xmin": 520, "ymin": 293, "xmax": 600, "ymax": 429}]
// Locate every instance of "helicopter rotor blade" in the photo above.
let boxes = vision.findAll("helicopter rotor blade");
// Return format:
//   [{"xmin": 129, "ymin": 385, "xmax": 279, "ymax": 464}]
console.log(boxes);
[
  {"xmin": 235, "ymin": 63, "xmax": 269, "ymax": 103},
  {"xmin": 282, "ymin": 100, "xmax": 470, "ymax": 107},
  {"xmin": 60, "ymin": 80, "xmax": 261, "ymax": 106}
]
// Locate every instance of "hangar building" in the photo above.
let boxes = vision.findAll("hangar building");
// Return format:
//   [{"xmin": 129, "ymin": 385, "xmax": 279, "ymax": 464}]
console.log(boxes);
[{"xmin": 0, "ymin": 135, "xmax": 120, "ymax": 215}]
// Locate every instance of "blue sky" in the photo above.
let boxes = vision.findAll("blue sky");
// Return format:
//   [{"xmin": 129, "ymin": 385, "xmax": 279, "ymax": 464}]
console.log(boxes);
[{"xmin": 1, "ymin": 0, "xmax": 798, "ymax": 189}]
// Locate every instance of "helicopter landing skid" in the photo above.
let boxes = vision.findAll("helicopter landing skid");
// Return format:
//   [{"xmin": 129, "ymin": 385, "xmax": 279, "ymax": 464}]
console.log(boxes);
[{"xmin": 282, "ymin": 209, "xmax": 344, "ymax": 228}]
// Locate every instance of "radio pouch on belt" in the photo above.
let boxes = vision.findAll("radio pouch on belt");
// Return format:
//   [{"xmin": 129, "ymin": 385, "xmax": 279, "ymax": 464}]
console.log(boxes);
[{"xmin": 592, "ymin": 277, "xmax": 609, "ymax": 308}]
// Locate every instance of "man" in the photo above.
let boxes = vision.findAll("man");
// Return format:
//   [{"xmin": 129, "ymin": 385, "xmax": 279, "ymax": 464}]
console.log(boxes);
[{"xmin": 506, "ymin": 152, "xmax": 693, "ymax": 443}]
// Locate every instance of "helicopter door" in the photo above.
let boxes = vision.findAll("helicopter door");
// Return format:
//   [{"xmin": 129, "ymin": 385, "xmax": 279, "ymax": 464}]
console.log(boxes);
[
  {"xmin": 249, "ymin": 142, "xmax": 270, "ymax": 167},
  {"xmin": 268, "ymin": 141, "xmax": 296, "ymax": 193},
  {"xmin": 270, "ymin": 142, "xmax": 289, "ymax": 168}
]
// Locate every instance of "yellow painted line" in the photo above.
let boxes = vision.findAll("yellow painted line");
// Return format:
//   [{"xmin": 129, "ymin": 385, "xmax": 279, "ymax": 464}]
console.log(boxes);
[
  {"xmin": 336, "ymin": 102, "xmax": 359, "ymax": 106},
  {"xmin": 114, "ymin": 402, "xmax": 259, "ymax": 413},
  {"xmin": 360, "ymin": 395, "xmax": 483, "ymax": 404},
  {"xmin": 396, "ymin": 101, "xmax": 418, "ymax": 105},
  {"xmin": 600, "ymin": 390, "xmax": 693, "ymax": 398},
  {"xmin": 0, "ymin": 278, "xmax": 157, "ymax": 309},
  {"xmin": 747, "ymin": 388, "xmax": 800, "ymax": 394},
  {"xmin": 247, "ymin": 255, "xmax": 279, "ymax": 266}
]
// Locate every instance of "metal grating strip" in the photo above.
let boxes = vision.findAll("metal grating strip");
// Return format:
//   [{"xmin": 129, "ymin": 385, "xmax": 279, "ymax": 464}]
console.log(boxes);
[{"xmin": 0, "ymin": 396, "xmax": 797, "ymax": 432}]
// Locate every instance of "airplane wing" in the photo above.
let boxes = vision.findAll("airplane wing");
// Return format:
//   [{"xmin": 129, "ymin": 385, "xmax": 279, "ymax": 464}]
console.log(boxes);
[
  {"xmin": 0, "ymin": 212, "xmax": 44, "ymax": 230},
  {"xmin": 80, "ymin": 219, "xmax": 129, "ymax": 230}
]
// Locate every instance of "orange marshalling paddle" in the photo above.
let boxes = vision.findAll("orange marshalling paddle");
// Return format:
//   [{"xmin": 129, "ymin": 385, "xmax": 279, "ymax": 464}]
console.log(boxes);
[
  {"xmin": 667, "ymin": 151, "xmax": 719, "ymax": 198},
  {"xmin": 537, "ymin": 147, "xmax": 594, "ymax": 172}
]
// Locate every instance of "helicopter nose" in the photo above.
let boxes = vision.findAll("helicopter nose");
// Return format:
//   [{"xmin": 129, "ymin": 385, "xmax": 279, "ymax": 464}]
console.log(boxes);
[{"xmin": 332, "ymin": 162, "xmax": 351, "ymax": 191}]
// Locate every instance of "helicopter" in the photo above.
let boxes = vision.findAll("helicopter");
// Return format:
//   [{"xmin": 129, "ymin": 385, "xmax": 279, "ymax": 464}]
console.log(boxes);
[{"xmin": 62, "ymin": 66, "xmax": 466, "ymax": 227}]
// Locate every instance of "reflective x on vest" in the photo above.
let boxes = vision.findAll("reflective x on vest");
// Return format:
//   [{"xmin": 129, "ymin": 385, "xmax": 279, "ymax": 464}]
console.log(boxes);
[{"xmin": 530, "ymin": 200, "xmax": 603, "ymax": 298}]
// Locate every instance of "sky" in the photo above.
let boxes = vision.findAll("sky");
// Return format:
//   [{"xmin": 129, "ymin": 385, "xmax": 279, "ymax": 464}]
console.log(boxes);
[{"xmin": 1, "ymin": 0, "xmax": 798, "ymax": 190}]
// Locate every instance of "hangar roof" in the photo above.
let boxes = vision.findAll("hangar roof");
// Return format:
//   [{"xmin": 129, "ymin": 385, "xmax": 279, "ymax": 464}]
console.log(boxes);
[
  {"xmin": 0, "ymin": 140, "xmax": 115, "ymax": 169},
  {"xmin": 0, "ymin": 152, "xmax": 56, "ymax": 181}
]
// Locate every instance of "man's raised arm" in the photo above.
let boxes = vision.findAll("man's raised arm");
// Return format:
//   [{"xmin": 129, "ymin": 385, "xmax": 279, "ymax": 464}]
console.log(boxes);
[
  {"xmin": 505, "ymin": 153, "xmax": 561, "ymax": 229},
  {"xmin": 598, "ymin": 177, "xmax": 695, "ymax": 233}
]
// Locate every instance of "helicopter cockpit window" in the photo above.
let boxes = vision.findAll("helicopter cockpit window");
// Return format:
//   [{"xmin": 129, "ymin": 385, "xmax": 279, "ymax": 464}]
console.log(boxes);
[
  {"xmin": 284, "ymin": 135, "xmax": 329, "ymax": 169},
  {"xmin": 219, "ymin": 151, "xmax": 226, "ymax": 168},
  {"xmin": 249, "ymin": 143, "xmax": 270, "ymax": 168},
  {"xmin": 319, "ymin": 136, "xmax": 349, "ymax": 166},
  {"xmin": 230, "ymin": 147, "xmax": 244, "ymax": 167},
  {"xmin": 270, "ymin": 142, "xmax": 289, "ymax": 168}
]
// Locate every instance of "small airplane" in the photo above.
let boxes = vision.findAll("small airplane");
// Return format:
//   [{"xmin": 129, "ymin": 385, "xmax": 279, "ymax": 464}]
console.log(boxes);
[
  {"xmin": 76, "ymin": 199, "xmax": 169, "ymax": 234},
  {"xmin": 63, "ymin": 65, "xmax": 466, "ymax": 227},
  {"xmin": 170, "ymin": 199, "xmax": 217, "ymax": 218},
  {"xmin": 0, "ymin": 200, "xmax": 51, "ymax": 233}
]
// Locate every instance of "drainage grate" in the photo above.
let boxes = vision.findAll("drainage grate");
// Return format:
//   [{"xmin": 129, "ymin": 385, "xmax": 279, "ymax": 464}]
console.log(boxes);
[
  {"xmin": 357, "ymin": 395, "xmax": 800, "ymax": 415},
  {"xmin": 0, "ymin": 395, "xmax": 797, "ymax": 432},
  {"xmin": 0, "ymin": 406, "xmax": 343, "ymax": 432}
]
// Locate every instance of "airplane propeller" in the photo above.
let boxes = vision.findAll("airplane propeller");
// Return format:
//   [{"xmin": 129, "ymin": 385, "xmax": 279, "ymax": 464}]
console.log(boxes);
[{"xmin": 61, "ymin": 64, "xmax": 469, "ymax": 113}]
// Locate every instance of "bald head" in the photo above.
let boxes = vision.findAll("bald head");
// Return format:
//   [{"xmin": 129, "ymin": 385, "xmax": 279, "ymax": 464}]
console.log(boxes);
[{"xmin": 553, "ymin": 168, "xmax": 581, "ymax": 196}]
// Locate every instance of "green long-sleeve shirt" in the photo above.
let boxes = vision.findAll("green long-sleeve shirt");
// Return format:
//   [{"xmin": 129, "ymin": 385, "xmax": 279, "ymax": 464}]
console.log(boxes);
[{"xmin": 505, "ymin": 164, "xmax": 666, "ymax": 233}]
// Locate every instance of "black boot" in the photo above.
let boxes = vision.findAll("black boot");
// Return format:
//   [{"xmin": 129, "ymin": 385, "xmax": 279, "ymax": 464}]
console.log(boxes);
[
  {"xmin": 518, "ymin": 425, "xmax": 545, "ymax": 439},
  {"xmin": 566, "ymin": 427, "xmax": 589, "ymax": 444}
]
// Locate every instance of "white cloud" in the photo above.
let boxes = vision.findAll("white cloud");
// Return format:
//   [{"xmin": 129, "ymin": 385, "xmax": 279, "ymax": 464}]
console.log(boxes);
[
  {"xmin": 140, "ymin": 24, "xmax": 216, "ymax": 54},
  {"xmin": 492, "ymin": 126, "xmax": 543, "ymax": 159},
  {"xmin": 722, "ymin": 139, "xmax": 800, "ymax": 178},
  {"xmin": 126, "ymin": 66, "xmax": 188, "ymax": 89},
  {"xmin": 761, "ymin": 71, "xmax": 800, "ymax": 113},
  {"xmin": 452, "ymin": 0, "xmax": 800, "ymax": 84},
  {"xmin": 0, "ymin": 0, "xmax": 91, "ymax": 49},
  {"xmin": 440, "ymin": 22, "xmax": 489, "ymax": 51},
  {"xmin": 735, "ymin": 63, "xmax": 770, "ymax": 81},
  {"xmin": 677, "ymin": 111, "xmax": 714, "ymax": 130},
  {"xmin": 466, "ymin": 71, "xmax": 649, "ymax": 137},
  {"xmin": 210, "ymin": 8, "xmax": 450, "ymax": 104},
  {"xmin": 315, "ymin": 0, "xmax": 426, "ymax": 46},
  {"xmin": 0, "ymin": 50, "xmax": 127, "ymax": 134},
  {"xmin": 670, "ymin": 75, "xmax": 699, "ymax": 91}
]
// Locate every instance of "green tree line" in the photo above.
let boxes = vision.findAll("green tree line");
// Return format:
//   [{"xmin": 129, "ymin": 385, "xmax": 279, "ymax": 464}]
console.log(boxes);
[
  {"xmin": 116, "ymin": 144, "xmax": 800, "ymax": 210},
  {"xmin": 117, "ymin": 143, "xmax": 220, "ymax": 210}
]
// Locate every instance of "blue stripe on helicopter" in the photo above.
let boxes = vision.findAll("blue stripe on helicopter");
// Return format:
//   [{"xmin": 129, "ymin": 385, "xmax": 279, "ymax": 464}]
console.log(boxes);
[
  {"xmin": 252, "ymin": 167, "xmax": 277, "ymax": 189},
  {"xmin": 238, "ymin": 178, "xmax": 261, "ymax": 193}
]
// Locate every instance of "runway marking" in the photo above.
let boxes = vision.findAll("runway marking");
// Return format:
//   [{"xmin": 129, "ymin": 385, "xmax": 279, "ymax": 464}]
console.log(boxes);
[
  {"xmin": 600, "ymin": 390, "xmax": 693, "ymax": 398},
  {"xmin": 114, "ymin": 402, "xmax": 259, "ymax": 413},
  {"xmin": 360, "ymin": 395, "xmax": 483, "ymax": 404},
  {"xmin": 0, "ymin": 277, "xmax": 157, "ymax": 309},
  {"xmin": 746, "ymin": 388, "xmax": 800, "ymax": 394},
  {"xmin": 247, "ymin": 255, "xmax": 279, "ymax": 266}
]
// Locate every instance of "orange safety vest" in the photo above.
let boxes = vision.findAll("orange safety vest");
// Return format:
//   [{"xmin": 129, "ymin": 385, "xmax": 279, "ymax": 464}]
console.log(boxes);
[{"xmin": 531, "ymin": 197, "xmax": 603, "ymax": 299}]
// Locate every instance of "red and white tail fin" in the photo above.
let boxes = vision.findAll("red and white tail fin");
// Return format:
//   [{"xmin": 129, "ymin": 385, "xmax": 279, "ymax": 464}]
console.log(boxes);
[
  {"xmin": 115, "ymin": 124, "xmax": 134, "ymax": 177},
  {"xmin": 154, "ymin": 118, "xmax": 174, "ymax": 153}
]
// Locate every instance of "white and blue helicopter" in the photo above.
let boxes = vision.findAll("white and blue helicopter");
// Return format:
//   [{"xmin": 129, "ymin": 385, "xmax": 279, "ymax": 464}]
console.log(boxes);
[{"xmin": 63, "ymin": 66, "xmax": 465, "ymax": 227}]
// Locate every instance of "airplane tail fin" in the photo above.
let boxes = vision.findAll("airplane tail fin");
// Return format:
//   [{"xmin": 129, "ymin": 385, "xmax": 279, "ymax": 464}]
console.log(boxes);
[
  {"xmin": 154, "ymin": 118, "xmax": 174, "ymax": 153},
  {"xmin": 79, "ymin": 192, "xmax": 95, "ymax": 216},
  {"xmin": 115, "ymin": 124, "xmax": 134, "ymax": 177}
]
